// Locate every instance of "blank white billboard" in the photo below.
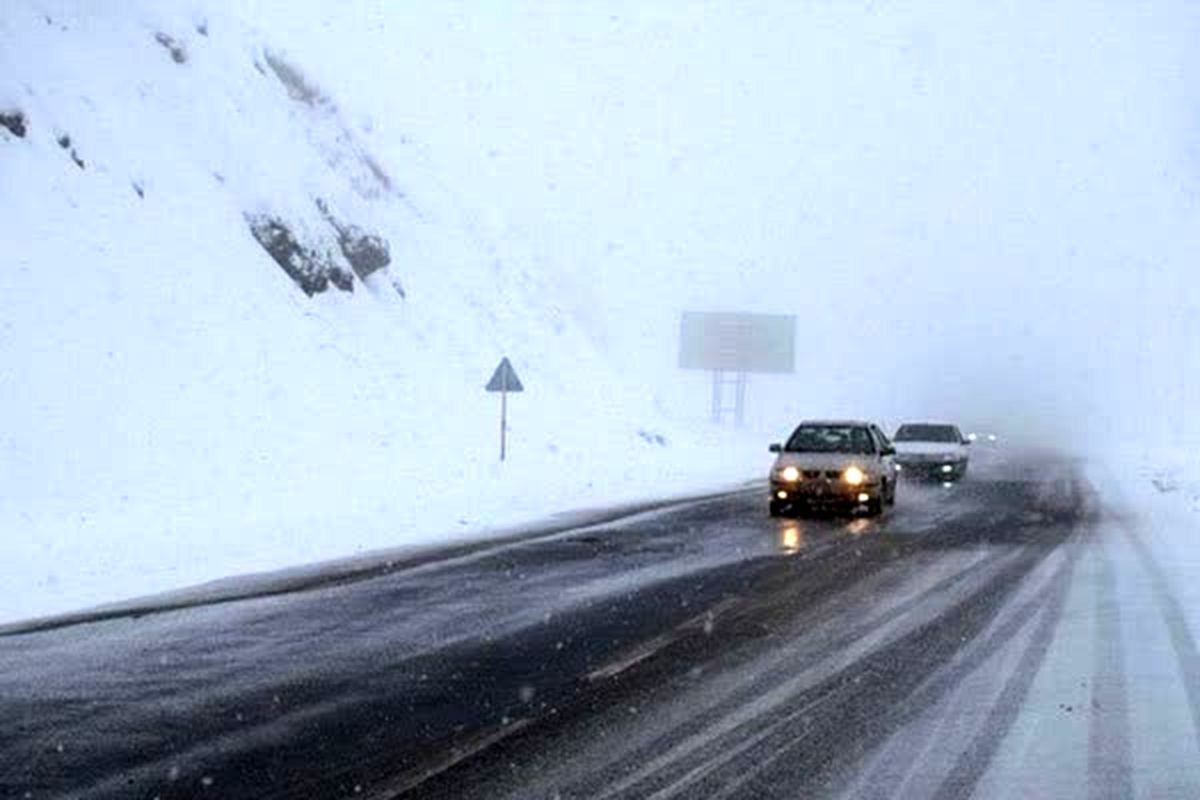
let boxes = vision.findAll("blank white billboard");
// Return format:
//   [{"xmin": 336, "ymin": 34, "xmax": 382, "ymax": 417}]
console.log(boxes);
[{"xmin": 678, "ymin": 311, "xmax": 796, "ymax": 374}]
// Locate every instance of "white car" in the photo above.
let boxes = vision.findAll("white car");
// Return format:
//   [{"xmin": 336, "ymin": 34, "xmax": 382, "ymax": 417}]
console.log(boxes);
[
  {"xmin": 893, "ymin": 423, "xmax": 970, "ymax": 481},
  {"xmin": 768, "ymin": 420, "xmax": 899, "ymax": 516}
]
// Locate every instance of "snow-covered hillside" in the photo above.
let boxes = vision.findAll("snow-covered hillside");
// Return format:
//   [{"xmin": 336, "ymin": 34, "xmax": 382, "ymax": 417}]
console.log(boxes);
[
  {"xmin": 3, "ymin": 1, "xmax": 1198, "ymax": 624},
  {"xmin": 0, "ymin": 2, "xmax": 763, "ymax": 623}
]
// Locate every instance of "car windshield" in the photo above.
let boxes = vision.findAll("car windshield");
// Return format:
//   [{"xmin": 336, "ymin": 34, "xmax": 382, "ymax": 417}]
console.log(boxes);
[
  {"xmin": 786, "ymin": 425, "xmax": 875, "ymax": 454},
  {"xmin": 894, "ymin": 424, "xmax": 961, "ymax": 443}
]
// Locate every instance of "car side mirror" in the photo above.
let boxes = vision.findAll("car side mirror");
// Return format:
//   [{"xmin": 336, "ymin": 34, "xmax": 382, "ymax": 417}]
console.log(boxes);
[
  {"xmin": 769, "ymin": 443, "xmax": 783, "ymax": 453},
  {"xmin": 881, "ymin": 446, "xmax": 896, "ymax": 456},
  {"xmin": 962, "ymin": 439, "xmax": 972, "ymax": 446}
]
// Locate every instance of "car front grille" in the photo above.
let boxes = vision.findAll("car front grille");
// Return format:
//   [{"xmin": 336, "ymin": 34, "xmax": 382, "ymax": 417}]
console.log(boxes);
[
  {"xmin": 899, "ymin": 454, "xmax": 955, "ymax": 464},
  {"xmin": 802, "ymin": 470, "xmax": 843, "ymax": 480}
]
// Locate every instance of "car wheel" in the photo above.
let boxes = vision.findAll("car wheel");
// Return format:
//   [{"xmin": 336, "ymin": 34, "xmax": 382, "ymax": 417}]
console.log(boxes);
[
  {"xmin": 885, "ymin": 479, "xmax": 896, "ymax": 505},
  {"xmin": 868, "ymin": 494, "xmax": 888, "ymax": 520}
]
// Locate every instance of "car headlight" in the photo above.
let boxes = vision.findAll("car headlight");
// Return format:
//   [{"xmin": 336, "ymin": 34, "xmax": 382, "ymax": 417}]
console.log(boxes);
[
  {"xmin": 843, "ymin": 466, "xmax": 865, "ymax": 486},
  {"xmin": 779, "ymin": 466, "xmax": 800, "ymax": 482}
]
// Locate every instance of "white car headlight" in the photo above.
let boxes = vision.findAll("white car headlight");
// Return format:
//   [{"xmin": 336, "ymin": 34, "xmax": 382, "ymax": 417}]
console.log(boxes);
[
  {"xmin": 843, "ymin": 466, "xmax": 865, "ymax": 486},
  {"xmin": 780, "ymin": 466, "xmax": 800, "ymax": 482}
]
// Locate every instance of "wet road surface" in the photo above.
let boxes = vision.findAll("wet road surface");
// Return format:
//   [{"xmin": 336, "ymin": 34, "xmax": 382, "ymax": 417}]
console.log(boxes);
[{"xmin": 2, "ymin": 451, "xmax": 1196, "ymax": 798}]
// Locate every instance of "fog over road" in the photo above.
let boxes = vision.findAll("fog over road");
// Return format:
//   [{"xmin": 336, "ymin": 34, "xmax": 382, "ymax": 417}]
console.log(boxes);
[{"xmin": 3, "ymin": 449, "xmax": 1197, "ymax": 799}]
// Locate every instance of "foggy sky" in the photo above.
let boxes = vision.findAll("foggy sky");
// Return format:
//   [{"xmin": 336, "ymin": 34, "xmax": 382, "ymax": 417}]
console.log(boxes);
[{"xmin": 261, "ymin": 1, "xmax": 1199, "ymax": 444}]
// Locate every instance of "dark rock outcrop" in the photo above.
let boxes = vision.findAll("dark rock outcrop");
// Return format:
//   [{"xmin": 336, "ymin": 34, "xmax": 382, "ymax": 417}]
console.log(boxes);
[
  {"xmin": 637, "ymin": 430, "xmax": 668, "ymax": 446},
  {"xmin": 337, "ymin": 225, "xmax": 390, "ymax": 280},
  {"xmin": 263, "ymin": 51, "xmax": 324, "ymax": 106},
  {"xmin": 315, "ymin": 198, "xmax": 393, "ymax": 281},
  {"xmin": 0, "ymin": 110, "xmax": 27, "ymax": 138},
  {"xmin": 54, "ymin": 131, "xmax": 84, "ymax": 168},
  {"xmin": 154, "ymin": 32, "xmax": 188, "ymax": 64},
  {"xmin": 246, "ymin": 215, "xmax": 353, "ymax": 297}
]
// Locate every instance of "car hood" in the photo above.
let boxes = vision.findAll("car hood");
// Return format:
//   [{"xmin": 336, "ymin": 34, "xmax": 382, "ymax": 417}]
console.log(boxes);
[
  {"xmin": 773, "ymin": 452, "xmax": 872, "ymax": 471},
  {"xmin": 894, "ymin": 441, "xmax": 967, "ymax": 457}
]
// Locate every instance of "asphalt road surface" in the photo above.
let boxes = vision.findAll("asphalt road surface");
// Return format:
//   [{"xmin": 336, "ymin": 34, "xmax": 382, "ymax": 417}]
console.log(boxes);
[{"xmin": 3, "ymin": 449, "xmax": 1193, "ymax": 799}]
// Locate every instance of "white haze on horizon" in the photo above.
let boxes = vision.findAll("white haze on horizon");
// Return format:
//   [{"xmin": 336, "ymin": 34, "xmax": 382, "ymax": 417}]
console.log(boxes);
[{"xmin": 255, "ymin": 0, "xmax": 1199, "ymax": 447}]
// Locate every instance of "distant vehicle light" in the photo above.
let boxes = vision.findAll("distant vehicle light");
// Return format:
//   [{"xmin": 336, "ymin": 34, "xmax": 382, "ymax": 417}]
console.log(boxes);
[
  {"xmin": 780, "ymin": 466, "xmax": 800, "ymax": 482},
  {"xmin": 968, "ymin": 433, "xmax": 979, "ymax": 441},
  {"xmin": 776, "ymin": 490, "xmax": 788, "ymax": 499},
  {"xmin": 843, "ymin": 466, "xmax": 865, "ymax": 486},
  {"xmin": 988, "ymin": 434, "xmax": 998, "ymax": 442},
  {"xmin": 857, "ymin": 492, "xmax": 870, "ymax": 503},
  {"xmin": 941, "ymin": 464, "xmax": 954, "ymax": 474}
]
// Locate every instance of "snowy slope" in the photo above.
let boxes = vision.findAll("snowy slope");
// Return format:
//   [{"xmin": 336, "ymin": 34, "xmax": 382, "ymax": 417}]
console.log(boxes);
[
  {"xmin": 4, "ymin": 1, "xmax": 1197, "ymax": 625},
  {"xmin": 0, "ymin": 2, "xmax": 763, "ymax": 623}
]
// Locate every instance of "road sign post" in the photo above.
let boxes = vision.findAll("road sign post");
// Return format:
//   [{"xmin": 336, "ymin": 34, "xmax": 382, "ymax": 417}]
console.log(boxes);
[
  {"xmin": 500, "ymin": 386, "xmax": 507, "ymax": 461},
  {"xmin": 485, "ymin": 357, "xmax": 524, "ymax": 461}
]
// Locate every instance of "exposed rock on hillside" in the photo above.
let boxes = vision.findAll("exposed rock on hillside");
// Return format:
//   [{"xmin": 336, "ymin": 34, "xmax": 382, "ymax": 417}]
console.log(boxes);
[
  {"xmin": 315, "ymin": 198, "xmax": 391, "ymax": 281},
  {"xmin": 246, "ymin": 214, "xmax": 353, "ymax": 296},
  {"xmin": 154, "ymin": 32, "xmax": 188, "ymax": 64},
  {"xmin": 263, "ymin": 51, "xmax": 324, "ymax": 106},
  {"xmin": 0, "ymin": 110, "xmax": 27, "ymax": 138},
  {"xmin": 338, "ymin": 226, "xmax": 390, "ymax": 280}
]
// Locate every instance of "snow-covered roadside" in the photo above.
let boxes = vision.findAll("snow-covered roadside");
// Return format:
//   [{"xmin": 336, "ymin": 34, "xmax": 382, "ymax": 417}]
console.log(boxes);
[
  {"xmin": 0, "ymin": 2, "xmax": 777, "ymax": 626},
  {"xmin": 1090, "ymin": 447, "xmax": 1200, "ymax": 627},
  {"xmin": 849, "ymin": 449, "xmax": 1200, "ymax": 799},
  {"xmin": 969, "ymin": 448, "xmax": 1200, "ymax": 798},
  {"xmin": 1, "ymin": 428, "xmax": 768, "ymax": 626},
  {"xmin": 0, "ymin": 455, "xmax": 764, "ymax": 635},
  {"xmin": 10, "ymin": 0, "xmax": 1189, "ymax": 634},
  {"xmin": 1130, "ymin": 452, "xmax": 1200, "ymax": 516}
]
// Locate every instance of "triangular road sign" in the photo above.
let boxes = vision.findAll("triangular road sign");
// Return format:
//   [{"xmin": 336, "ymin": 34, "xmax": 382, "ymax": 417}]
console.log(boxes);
[{"xmin": 485, "ymin": 357, "xmax": 524, "ymax": 392}]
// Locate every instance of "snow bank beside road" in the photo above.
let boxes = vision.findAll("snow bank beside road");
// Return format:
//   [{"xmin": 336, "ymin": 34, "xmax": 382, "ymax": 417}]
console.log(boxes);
[
  {"xmin": 1126, "ymin": 451, "xmax": 1200, "ymax": 584},
  {"xmin": 0, "ymin": 3, "xmax": 772, "ymax": 625},
  {"xmin": 1, "ymin": 426, "xmax": 766, "ymax": 626},
  {"xmin": 1087, "ymin": 447, "xmax": 1200, "ymax": 647}
]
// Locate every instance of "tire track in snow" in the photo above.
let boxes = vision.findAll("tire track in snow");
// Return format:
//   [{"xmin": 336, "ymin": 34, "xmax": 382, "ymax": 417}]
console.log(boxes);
[
  {"xmin": 835, "ymin": 532, "xmax": 1080, "ymax": 800},
  {"xmin": 1086, "ymin": 530, "xmax": 1133, "ymax": 800},
  {"xmin": 579, "ymin": 549, "xmax": 1010, "ymax": 800},
  {"xmin": 838, "ymin": 531, "xmax": 1083, "ymax": 800},
  {"xmin": 635, "ymin": 530, "xmax": 1076, "ymax": 799},
  {"xmin": 1117, "ymin": 521, "xmax": 1200, "ymax": 753},
  {"xmin": 917, "ymin": 475, "xmax": 1099, "ymax": 800}
]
